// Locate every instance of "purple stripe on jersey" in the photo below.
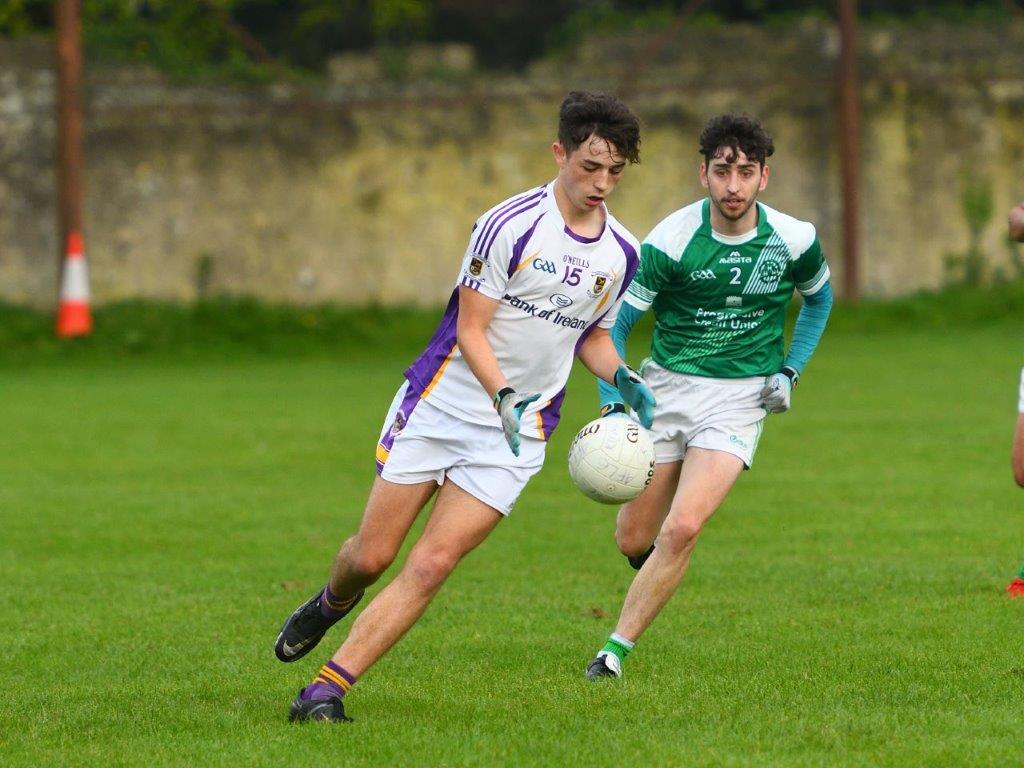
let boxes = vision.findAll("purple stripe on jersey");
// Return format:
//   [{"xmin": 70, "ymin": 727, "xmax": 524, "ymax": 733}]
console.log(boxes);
[
  {"xmin": 480, "ymin": 194, "xmax": 546, "ymax": 259},
  {"xmin": 460, "ymin": 275, "xmax": 482, "ymax": 291},
  {"xmin": 537, "ymin": 387, "xmax": 567, "ymax": 440},
  {"xmin": 507, "ymin": 212, "xmax": 547, "ymax": 276},
  {"xmin": 472, "ymin": 187, "xmax": 545, "ymax": 255},
  {"xmin": 403, "ymin": 289, "xmax": 460, "ymax": 391},
  {"xmin": 572, "ymin": 226, "xmax": 642, "ymax": 342},
  {"xmin": 610, "ymin": 226, "xmax": 640, "ymax": 300},
  {"xmin": 375, "ymin": 384, "xmax": 425, "ymax": 475},
  {"xmin": 563, "ymin": 223, "xmax": 603, "ymax": 243}
]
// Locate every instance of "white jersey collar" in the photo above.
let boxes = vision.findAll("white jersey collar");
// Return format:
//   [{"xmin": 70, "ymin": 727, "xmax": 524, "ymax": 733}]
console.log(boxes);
[{"xmin": 546, "ymin": 180, "xmax": 607, "ymax": 244}]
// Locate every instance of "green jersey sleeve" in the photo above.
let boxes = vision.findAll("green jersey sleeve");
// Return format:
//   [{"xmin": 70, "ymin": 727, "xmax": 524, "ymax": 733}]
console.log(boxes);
[
  {"xmin": 791, "ymin": 236, "xmax": 830, "ymax": 296},
  {"xmin": 625, "ymin": 243, "xmax": 678, "ymax": 311}
]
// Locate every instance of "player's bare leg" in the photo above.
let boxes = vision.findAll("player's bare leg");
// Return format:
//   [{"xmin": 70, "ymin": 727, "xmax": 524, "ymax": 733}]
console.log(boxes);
[
  {"xmin": 328, "ymin": 476, "xmax": 440, "ymax": 598},
  {"xmin": 288, "ymin": 479, "xmax": 502, "ymax": 721},
  {"xmin": 615, "ymin": 459, "xmax": 682, "ymax": 565},
  {"xmin": 275, "ymin": 477, "xmax": 436, "ymax": 664},
  {"xmin": 588, "ymin": 447, "xmax": 743, "ymax": 678},
  {"xmin": 330, "ymin": 479, "xmax": 502, "ymax": 676},
  {"xmin": 1007, "ymin": 414, "xmax": 1024, "ymax": 596}
]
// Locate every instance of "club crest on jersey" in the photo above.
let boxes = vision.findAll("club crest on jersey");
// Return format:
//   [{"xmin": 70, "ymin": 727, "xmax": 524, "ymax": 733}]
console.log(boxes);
[
  {"xmin": 759, "ymin": 260, "xmax": 784, "ymax": 281},
  {"xmin": 588, "ymin": 271, "xmax": 612, "ymax": 298},
  {"xmin": 390, "ymin": 410, "xmax": 407, "ymax": 436},
  {"xmin": 468, "ymin": 257, "xmax": 484, "ymax": 277}
]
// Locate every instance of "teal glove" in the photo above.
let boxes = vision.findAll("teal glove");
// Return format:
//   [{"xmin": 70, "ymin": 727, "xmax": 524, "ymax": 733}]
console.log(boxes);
[
  {"xmin": 613, "ymin": 364, "xmax": 656, "ymax": 429},
  {"xmin": 494, "ymin": 387, "xmax": 541, "ymax": 456}
]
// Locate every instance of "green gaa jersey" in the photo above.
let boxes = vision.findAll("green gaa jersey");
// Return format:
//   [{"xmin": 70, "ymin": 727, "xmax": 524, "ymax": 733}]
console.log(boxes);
[{"xmin": 626, "ymin": 199, "xmax": 829, "ymax": 378}]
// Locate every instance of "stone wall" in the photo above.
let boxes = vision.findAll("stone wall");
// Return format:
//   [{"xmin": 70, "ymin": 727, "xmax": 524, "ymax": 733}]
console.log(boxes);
[{"xmin": 2, "ymin": 20, "xmax": 1024, "ymax": 307}]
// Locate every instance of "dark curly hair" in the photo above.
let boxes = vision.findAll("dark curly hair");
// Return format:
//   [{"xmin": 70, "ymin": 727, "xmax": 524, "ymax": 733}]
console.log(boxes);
[
  {"xmin": 558, "ymin": 91, "xmax": 641, "ymax": 164},
  {"xmin": 698, "ymin": 114, "xmax": 774, "ymax": 166}
]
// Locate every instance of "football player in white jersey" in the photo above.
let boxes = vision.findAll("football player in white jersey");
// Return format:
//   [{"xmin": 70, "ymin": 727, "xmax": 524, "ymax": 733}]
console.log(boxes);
[
  {"xmin": 1008, "ymin": 201, "xmax": 1024, "ymax": 597},
  {"xmin": 275, "ymin": 91, "xmax": 656, "ymax": 722}
]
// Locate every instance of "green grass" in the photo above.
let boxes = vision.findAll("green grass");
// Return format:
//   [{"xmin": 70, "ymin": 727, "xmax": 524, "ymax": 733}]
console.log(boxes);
[{"xmin": 2, "ymin": 305, "xmax": 1023, "ymax": 766}]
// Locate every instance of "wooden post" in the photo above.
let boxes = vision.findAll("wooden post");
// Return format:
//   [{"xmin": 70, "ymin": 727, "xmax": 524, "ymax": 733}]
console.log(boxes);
[
  {"xmin": 837, "ymin": 0, "xmax": 861, "ymax": 301},
  {"xmin": 55, "ymin": 0, "xmax": 84, "ymax": 288}
]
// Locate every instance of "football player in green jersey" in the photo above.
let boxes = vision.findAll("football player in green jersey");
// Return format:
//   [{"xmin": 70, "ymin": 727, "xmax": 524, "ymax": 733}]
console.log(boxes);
[
  {"xmin": 586, "ymin": 114, "xmax": 834, "ymax": 678},
  {"xmin": 1008, "ymin": 201, "xmax": 1024, "ymax": 597}
]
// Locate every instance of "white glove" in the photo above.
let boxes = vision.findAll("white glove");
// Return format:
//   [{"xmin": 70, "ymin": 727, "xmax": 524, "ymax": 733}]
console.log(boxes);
[
  {"xmin": 761, "ymin": 368, "xmax": 798, "ymax": 414},
  {"xmin": 494, "ymin": 387, "xmax": 541, "ymax": 456}
]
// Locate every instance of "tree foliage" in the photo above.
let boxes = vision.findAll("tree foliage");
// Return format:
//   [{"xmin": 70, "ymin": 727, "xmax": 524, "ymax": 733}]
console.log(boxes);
[{"xmin": 0, "ymin": 0, "xmax": 1015, "ymax": 76}]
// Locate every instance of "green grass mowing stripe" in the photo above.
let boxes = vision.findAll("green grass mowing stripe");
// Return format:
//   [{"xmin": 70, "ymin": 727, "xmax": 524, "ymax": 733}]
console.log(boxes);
[{"xmin": 1, "ymin": 323, "xmax": 1023, "ymax": 766}]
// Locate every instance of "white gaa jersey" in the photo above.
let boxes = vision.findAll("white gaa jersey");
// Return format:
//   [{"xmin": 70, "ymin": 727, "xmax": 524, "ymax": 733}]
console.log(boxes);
[{"xmin": 400, "ymin": 181, "xmax": 640, "ymax": 441}]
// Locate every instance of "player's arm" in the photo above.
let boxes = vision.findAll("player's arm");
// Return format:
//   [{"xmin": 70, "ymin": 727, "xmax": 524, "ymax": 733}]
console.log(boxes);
[
  {"xmin": 1009, "ymin": 203, "xmax": 1024, "ymax": 243},
  {"xmin": 595, "ymin": 302, "xmax": 645, "ymax": 411},
  {"xmin": 761, "ymin": 280, "xmax": 833, "ymax": 414},
  {"xmin": 456, "ymin": 285, "xmax": 539, "ymax": 457},
  {"xmin": 783, "ymin": 280, "xmax": 834, "ymax": 376},
  {"xmin": 1013, "ymin": 369, "xmax": 1024, "ymax": 487},
  {"xmin": 577, "ymin": 323, "xmax": 654, "ymax": 428},
  {"xmin": 593, "ymin": 240, "xmax": 672, "ymax": 420},
  {"xmin": 455, "ymin": 285, "xmax": 507, "ymax": 400},
  {"xmin": 762, "ymin": 235, "xmax": 833, "ymax": 414}
]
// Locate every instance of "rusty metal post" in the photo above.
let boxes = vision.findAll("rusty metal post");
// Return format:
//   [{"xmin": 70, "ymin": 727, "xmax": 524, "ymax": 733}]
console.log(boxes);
[
  {"xmin": 837, "ymin": 0, "xmax": 860, "ymax": 301},
  {"xmin": 55, "ymin": 0, "xmax": 84, "ymax": 285}
]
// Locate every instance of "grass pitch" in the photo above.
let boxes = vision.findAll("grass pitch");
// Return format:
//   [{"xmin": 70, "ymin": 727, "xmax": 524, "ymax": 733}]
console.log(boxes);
[{"xmin": 1, "ymin": 309, "xmax": 1023, "ymax": 767}]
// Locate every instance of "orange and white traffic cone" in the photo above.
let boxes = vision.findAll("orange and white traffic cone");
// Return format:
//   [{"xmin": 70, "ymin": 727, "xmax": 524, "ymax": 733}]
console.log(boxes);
[{"xmin": 56, "ymin": 230, "xmax": 92, "ymax": 338}]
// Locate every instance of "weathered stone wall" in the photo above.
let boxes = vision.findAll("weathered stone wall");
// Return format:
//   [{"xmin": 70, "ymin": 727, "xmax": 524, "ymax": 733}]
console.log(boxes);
[{"xmin": 2, "ymin": 21, "xmax": 1023, "ymax": 307}]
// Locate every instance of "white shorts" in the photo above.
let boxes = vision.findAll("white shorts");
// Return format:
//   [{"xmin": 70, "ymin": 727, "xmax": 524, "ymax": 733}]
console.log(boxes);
[
  {"xmin": 642, "ymin": 360, "xmax": 768, "ymax": 468},
  {"xmin": 374, "ymin": 381, "xmax": 546, "ymax": 515}
]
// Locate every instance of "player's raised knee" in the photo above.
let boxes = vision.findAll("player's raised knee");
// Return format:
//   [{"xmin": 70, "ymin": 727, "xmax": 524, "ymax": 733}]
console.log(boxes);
[
  {"xmin": 657, "ymin": 519, "xmax": 703, "ymax": 555},
  {"xmin": 615, "ymin": 523, "xmax": 654, "ymax": 558},
  {"xmin": 347, "ymin": 542, "xmax": 398, "ymax": 581}
]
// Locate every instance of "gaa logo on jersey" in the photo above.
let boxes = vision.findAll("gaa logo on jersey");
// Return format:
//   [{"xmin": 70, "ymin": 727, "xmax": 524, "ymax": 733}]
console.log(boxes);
[
  {"xmin": 468, "ymin": 257, "xmax": 484, "ymax": 277},
  {"xmin": 588, "ymin": 271, "xmax": 612, "ymax": 298}
]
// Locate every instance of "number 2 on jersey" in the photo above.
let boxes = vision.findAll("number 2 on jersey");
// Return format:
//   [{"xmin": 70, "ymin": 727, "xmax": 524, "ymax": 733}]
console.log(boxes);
[{"xmin": 729, "ymin": 267, "xmax": 742, "ymax": 285}]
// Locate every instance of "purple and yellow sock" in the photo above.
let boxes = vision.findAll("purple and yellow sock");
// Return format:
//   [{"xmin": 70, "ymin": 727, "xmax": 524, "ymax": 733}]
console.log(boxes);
[
  {"xmin": 319, "ymin": 585, "xmax": 358, "ymax": 619},
  {"xmin": 301, "ymin": 660, "xmax": 356, "ymax": 701}
]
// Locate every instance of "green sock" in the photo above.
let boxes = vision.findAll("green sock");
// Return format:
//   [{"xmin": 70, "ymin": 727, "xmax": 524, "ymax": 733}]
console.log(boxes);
[
  {"xmin": 1017, "ymin": 562, "xmax": 1024, "ymax": 579},
  {"xmin": 600, "ymin": 633, "xmax": 634, "ymax": 664}
]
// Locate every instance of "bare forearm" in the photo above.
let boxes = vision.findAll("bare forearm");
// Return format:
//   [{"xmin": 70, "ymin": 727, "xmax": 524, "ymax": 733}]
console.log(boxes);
[
  {"xmin": 1010, "ymin": 203, "xmax": 1024, "ymax": 243},
  {"xmin": 577, "ymin": 328, "xmax": 623, "ymax": 385},
  {"xmin": 457, "ymin": 327, "xmax": 507, "ymax": 400},
  {"xmin": 1013, "ymin": 411, "xmax": 1024, "ymax": 487}
]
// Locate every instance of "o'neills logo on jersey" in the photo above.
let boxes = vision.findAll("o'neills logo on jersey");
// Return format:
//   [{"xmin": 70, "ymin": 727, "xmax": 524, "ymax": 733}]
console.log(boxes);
[
  {"xmin": 720, "ymin": 252, "xmax": 752, "ymax": 264},
  {"xmin": 504, "ymin": 293, "xmax": 588, "ymax": 329},
  {"xmin": 468, "ymin": 256, "xmax": 484, "ymax": 276}
]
